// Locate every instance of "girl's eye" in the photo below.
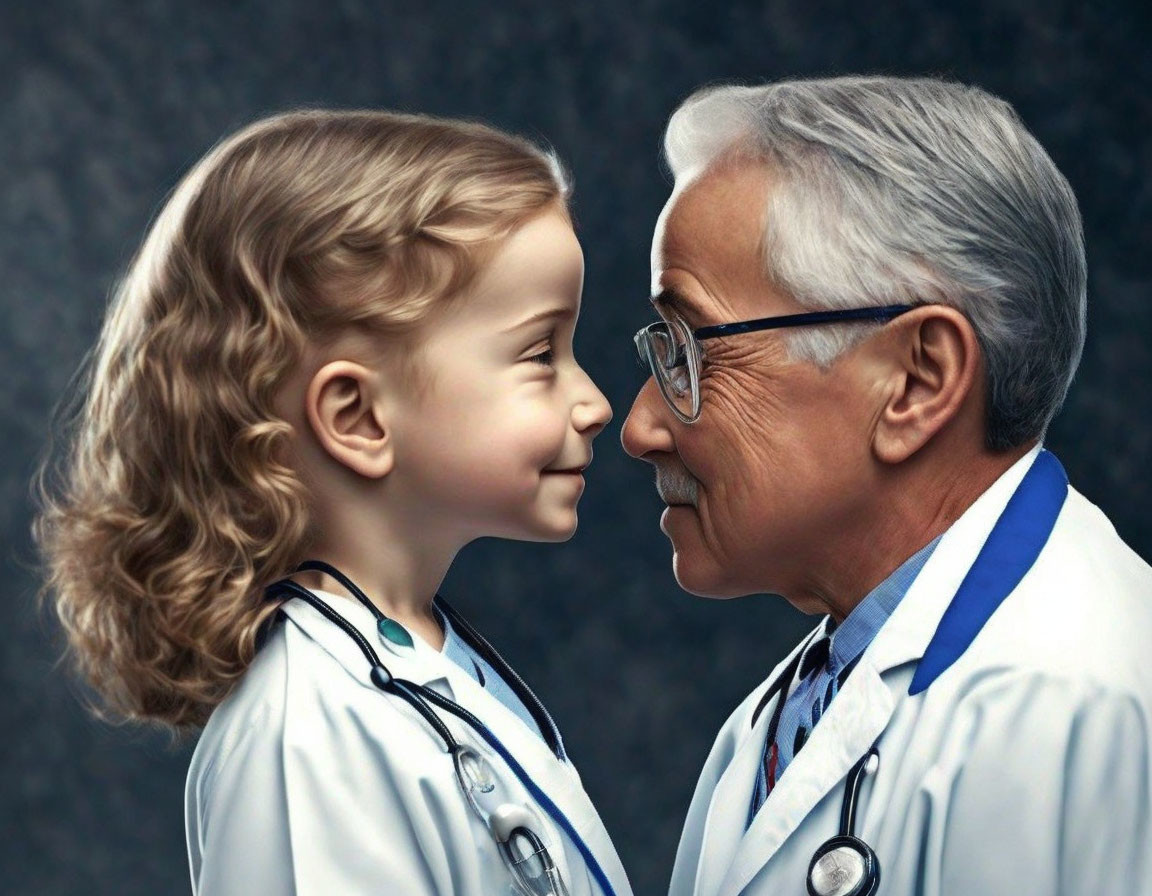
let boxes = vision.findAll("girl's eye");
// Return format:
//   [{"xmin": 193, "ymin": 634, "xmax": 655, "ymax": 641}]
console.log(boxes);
[{"xmin": 528, "ymin": 348, "xmax": 555, "ymax": 367}]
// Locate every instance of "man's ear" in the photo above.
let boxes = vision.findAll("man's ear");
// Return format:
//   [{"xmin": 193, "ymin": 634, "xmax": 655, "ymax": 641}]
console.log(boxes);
[
  {"xmin": 870, "ymin": 305, "xmax": 982, "ymax": 465},
  {"xmin": 304, "ymin": 360, "xmax": 395, "ymax": 479}
]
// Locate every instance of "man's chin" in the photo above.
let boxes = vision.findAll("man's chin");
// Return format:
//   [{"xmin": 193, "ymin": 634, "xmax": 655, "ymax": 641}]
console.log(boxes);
[
  {"xmin": 671, "ymin": 553, "xmax": 749, "ymax": 599},
  {"xmin": 667, "ymin": 536, "xmax": 751, "ymax": 600}
]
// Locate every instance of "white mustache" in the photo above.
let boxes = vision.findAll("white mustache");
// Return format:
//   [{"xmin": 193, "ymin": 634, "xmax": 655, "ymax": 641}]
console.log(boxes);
[{"xmin": 655, "ymin": 465, "xmax": 699, "ymax": 507}]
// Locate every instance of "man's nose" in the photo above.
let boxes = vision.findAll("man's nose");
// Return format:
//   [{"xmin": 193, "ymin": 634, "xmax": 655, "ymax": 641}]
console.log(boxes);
[{"xmin": 621, "ymin": 377, "xmax": 676, "ymax": 459}]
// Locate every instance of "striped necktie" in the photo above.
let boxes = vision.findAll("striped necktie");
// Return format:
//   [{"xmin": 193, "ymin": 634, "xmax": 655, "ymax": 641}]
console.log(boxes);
[{"xmin": 758, "ymin": 633, "xmax": 832, "ymax": 799}]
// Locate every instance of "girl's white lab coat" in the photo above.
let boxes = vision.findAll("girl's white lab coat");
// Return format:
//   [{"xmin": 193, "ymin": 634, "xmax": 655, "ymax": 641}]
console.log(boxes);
[
  {"xmin": 670, "ymin": 446, "xmax": 1152, "ymax": 896},
  {"xmin": 185, "ymin": 592, "xmax": 633, "ymax": 896}
]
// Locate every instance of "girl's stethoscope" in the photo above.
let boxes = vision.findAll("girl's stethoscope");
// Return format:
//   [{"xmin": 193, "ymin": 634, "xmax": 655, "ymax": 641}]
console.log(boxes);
[{"xmin": 264, "ymin": 559, "xmax": 619, "ymax": 896}]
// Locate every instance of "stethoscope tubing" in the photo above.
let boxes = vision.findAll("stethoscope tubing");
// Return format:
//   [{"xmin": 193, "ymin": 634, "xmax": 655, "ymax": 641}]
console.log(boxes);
[
  {"xmin": 747, "ymin": 627, "xmax": 882, "ymax": 896},
  {"xmin": 271, "ymin": 578, "xmax": 462, "ymax": 749},
  {"xmin": 839, "ymin": 748, "xmax": 877, "ymax": 838},
  {"xmin": 264, "ymin": 577, "xmax": 618, "ymax": 896},
  {"xmin": 297, "ymin": 558, "xmax": 569, "ymax": 759}
]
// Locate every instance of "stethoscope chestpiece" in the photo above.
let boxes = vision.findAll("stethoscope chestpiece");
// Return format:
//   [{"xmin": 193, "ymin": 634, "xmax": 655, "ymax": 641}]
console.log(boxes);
[{"xmin": 806, "ymin": 835, "xmax": 880, "ymax": 896}]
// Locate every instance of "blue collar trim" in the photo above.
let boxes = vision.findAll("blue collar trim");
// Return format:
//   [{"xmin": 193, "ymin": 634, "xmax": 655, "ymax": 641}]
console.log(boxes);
[{"xmin": 908, "ymin": 449, "xmax": 1069, "ymax": 696}]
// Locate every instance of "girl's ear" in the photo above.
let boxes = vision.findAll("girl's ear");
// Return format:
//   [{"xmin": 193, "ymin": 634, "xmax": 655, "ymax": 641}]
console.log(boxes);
[{"xmin": 305, "ymin": 360, "xmax": 395, "ymax": 478}]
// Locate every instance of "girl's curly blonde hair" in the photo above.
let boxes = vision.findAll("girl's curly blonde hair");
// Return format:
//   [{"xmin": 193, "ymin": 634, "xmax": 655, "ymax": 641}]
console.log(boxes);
[{"xmin": 32, "ymin": 109, "xmax": 569, "ymax": 731}]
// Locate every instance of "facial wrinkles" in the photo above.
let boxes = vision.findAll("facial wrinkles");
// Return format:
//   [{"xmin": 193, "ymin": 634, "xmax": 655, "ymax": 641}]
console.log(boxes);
[
  {"xmin": 689, "ymin": 475, "xmax": 739, "ymax": 574},
  {"xmin": 685, "ymin": 341, "xmax": 793, "ymax": 568},
  {"xmin": 699, "ymin": 338, "xmax": 788, "ymax": 434}
]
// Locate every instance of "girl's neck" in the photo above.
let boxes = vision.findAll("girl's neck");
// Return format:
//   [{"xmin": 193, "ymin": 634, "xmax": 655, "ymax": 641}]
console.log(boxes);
[
  {"xmin": 290, "ymin": 564, "xmax": 448, "ymax": 651},
  {"xmin": 290, "ymin": 509, "xmax": 462, "ymax": 652}
]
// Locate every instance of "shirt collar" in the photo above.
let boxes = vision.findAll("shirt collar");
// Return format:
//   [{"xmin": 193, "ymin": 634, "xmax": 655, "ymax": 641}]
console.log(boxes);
[
  {"xmin": 436, "ymin": 605, "xmax": 482, "ymax": 679},
  {"xmin": 826, "ymin": 533, "xmax": 942, "ymax": 674},
  {"xmin": 862, "ymin": 443, "xmax": 1046, "ymax": 676}
]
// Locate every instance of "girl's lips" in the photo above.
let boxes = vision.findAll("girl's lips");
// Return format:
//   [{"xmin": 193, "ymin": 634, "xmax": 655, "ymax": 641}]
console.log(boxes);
[{"xmin": 544, "ymin": 463, "xmax": 589, "ymax": 474}]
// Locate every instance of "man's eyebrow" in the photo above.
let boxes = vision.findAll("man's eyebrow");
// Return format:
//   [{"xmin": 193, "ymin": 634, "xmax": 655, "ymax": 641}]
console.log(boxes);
[
  {"xmin": 501, "ymin": 306, "xmax": 575, "ymax": 334},
  {"xmin": 650, "ymin": 288, "xmax": 697, "ymax": 320}
]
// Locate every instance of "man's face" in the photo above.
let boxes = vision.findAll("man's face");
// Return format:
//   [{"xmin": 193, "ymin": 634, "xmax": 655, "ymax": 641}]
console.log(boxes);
[
  {"xmin": 390, "ymin": 206, "xmax": 613, "ymax": 544},
  {"xmin": 621, "ymin": 161, "xmax": 878, "ymax": 607}
]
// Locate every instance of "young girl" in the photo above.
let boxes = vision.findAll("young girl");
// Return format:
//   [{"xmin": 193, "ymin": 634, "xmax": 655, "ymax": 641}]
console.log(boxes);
[{"xmin": 34, "ymin": 109, "xmax": 631, "ymax": 896}]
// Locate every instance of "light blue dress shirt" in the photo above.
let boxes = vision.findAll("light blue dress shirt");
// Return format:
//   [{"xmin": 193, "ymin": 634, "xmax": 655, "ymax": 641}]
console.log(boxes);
[
  {"xmin": 748, "ymin": 534, "xmax": 942, "ymax": 823},
  {"xmin": 437, "ymin": 609, "xmax": 545, "ymax": 741}
]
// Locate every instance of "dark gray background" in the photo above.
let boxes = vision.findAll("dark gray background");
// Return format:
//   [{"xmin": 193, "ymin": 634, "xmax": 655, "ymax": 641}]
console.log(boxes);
[{"xmin": 2, "ymin": 1, "xmax": 1149, "ymax": 894}]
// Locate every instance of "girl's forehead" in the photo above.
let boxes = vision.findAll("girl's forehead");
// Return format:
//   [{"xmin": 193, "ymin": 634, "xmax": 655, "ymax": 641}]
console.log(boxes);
[{"xmin": 452, "ymin": 210, "xmax": 584, "ymax": 328}]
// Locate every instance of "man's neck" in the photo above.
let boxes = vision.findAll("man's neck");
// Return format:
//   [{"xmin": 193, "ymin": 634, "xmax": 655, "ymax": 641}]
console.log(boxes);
[{"xmin": 799, "ymin": 441, "xmax": 1037, "ymax": 623}]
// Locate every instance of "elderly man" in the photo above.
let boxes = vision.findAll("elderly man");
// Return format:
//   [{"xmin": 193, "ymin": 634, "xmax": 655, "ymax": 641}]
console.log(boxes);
[{"xmin": 623, "ymin": 77, "xmax": 1152, "ymax": 896}]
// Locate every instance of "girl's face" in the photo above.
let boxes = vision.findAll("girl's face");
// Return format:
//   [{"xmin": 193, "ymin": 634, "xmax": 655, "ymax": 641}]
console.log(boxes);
[{"xmin": 388, "ymin": 207, "xmax": 612, "ymax": 543}]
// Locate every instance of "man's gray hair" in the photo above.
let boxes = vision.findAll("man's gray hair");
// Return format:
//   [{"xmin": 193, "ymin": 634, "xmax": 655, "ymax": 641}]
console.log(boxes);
[{"xmin": 664, "ymin": 76, "xmax": 1086, "ymax": 452}]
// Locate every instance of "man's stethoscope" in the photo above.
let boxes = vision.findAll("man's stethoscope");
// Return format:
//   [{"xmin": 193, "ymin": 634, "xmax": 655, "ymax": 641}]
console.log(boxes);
[
  {"xmin": 750, "ymin": 634, "xmax": 882, "ymax": 896},
  {"xmin": 265, "ymin": 559, "xmax": 619, "ymax": 896},
  {"xmin": 746, "ymin": 449, "xmax": 1070, "ymax": 896}
]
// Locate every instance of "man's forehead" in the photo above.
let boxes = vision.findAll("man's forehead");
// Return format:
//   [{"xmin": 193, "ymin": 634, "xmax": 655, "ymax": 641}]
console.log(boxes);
[
  {"xmin": 652, "ymin": 160, "xmax": 773, "ymax": 292},
  {"xmin": 675, "ymin": 157, "xmax": 770, "ymax": 212}
]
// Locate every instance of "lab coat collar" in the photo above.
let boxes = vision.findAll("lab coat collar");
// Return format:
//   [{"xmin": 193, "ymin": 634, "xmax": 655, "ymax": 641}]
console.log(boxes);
[
  {"xmin": 712, "ymin": 443, "xmax": 1046, "ymax": 896},
  {"xmin": 278, "ymin": 589, "xmax": 455, "ymax": 690},
  {"xmin": 863, "ymin": 441, "xmax": 1044, "ymax": 679}
]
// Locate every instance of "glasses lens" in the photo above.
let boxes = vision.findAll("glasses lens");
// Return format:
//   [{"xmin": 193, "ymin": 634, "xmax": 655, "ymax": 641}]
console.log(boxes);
[{"xmin": 636, "ymin": 319, "xmax": 698, "ymax": 422}]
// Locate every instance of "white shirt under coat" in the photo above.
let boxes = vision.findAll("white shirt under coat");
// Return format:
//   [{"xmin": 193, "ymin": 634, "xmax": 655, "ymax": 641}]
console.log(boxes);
[
  {"xmin": 185, "ymin": 591, "xmax": 633, "ymax": 896},
  {"xmin": 670, "ymin": 445, "xmax": 1152, "ymax": 896}
]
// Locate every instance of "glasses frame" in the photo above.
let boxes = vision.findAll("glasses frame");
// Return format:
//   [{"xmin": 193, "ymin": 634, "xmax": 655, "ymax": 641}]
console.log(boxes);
[{"xmin": 634, "ymin": 303, "xmax": 921, "ymax": 424}]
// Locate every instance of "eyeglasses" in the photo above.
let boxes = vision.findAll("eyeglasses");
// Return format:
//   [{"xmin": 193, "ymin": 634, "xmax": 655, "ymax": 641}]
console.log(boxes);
[{"xmin": 633, "ymin": 304, "xmax": 919, "ymax": 424}]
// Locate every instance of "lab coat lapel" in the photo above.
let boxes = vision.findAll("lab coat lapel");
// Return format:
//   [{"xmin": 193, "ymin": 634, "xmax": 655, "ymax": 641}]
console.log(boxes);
[
  {"xmin": 714, "ymin": 445, "xmax": 1045, "ymax": 896},
  {"xmin": 692, "ymin": 690, "xmax": 783, "ymax": 894},
  {"xmin": 441, "ymin": 659, "xmax": 633, "ymax": 896},
  {"xmin": 691, "ymin": 630, "xmax": 824, "ymax": 895},
  {"xmin": 719, "ymin": 663, "xmax": 894, "ymax": 896},
  {"xmin": 865, "ymin": 443, "xmax": 1044, "ymax": 678}
]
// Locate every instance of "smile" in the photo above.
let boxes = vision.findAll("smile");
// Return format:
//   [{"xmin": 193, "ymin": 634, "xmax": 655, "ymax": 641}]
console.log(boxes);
[{"xmin": 544, "ymin": 455, "xmax": 591, "ymax": 475}]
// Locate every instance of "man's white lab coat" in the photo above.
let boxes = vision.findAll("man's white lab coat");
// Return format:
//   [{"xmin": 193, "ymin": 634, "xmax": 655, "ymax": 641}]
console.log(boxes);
[{"xmin": 670, "ymin": 446, "xmax": 1152, "ymax": 896}]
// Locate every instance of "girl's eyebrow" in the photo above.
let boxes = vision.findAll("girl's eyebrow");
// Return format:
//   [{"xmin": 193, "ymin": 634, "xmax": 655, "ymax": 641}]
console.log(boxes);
[{"xmin": 501, "ymin": 305, "xmax": 575, "ymax": 334}]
